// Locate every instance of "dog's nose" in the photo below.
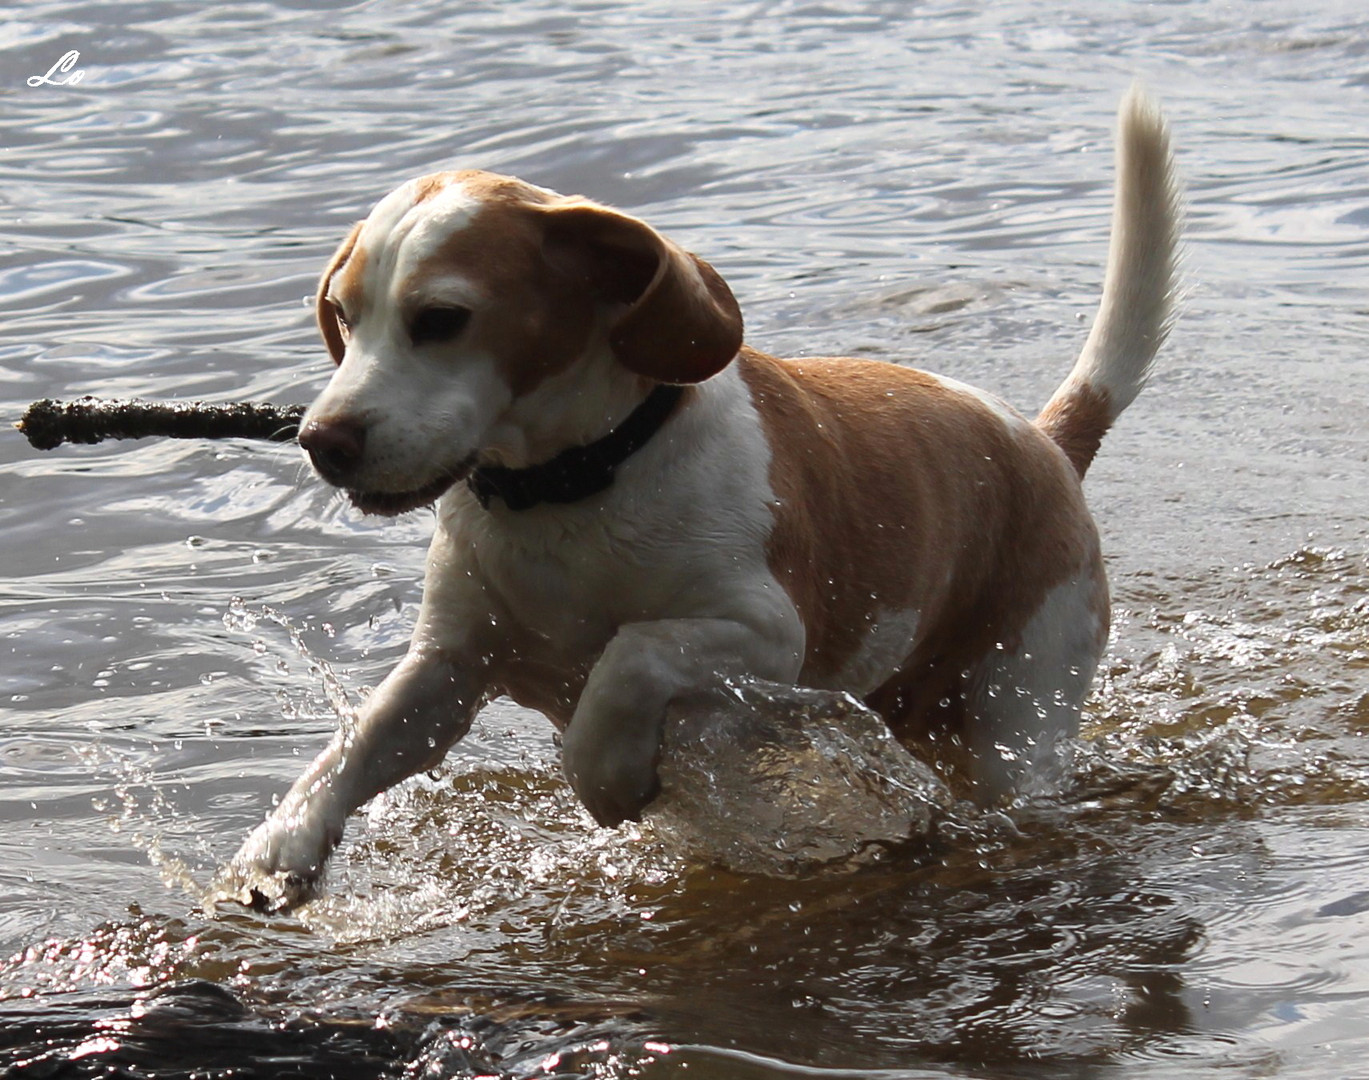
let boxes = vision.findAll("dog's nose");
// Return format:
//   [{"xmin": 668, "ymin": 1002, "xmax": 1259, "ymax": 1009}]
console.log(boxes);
[{"xmin": 299, "ymin": 417, "xmax": 366, "ymax": 483}]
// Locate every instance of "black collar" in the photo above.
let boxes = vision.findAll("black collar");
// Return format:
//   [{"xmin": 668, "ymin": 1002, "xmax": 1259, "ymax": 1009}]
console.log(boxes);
[{"xmin": 467, "ymin": 384, "xmax": 685, "ymax": 512}]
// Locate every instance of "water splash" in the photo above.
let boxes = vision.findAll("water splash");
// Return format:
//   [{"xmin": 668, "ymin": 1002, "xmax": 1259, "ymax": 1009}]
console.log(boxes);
[
  {"xmin": 241, "ymin": 680, "xmax": 960, "ymax": 943},
  {"xmin": 223, "ymin": 597, "xmax": 358, "ymax": 727},
  {"xmin": 1087, "ymin": 545, "xmax": 1369, "ymax": 811},
  {"xmin": 60, "ymin": 548, "xmax": 1369, "ymax": 957},
  {"xmin": 651, "ymin": 678, "xmax": 953, "ymax": 876},
  {"xmin": 287, "ymin": 759, "xmax": 680, "ymax": 947}
]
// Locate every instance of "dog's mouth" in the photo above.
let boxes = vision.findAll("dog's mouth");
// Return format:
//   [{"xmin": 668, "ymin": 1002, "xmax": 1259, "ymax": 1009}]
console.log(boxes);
[{"xmin": 344, "ymin": 459, "xmax": 474, "ymax": 517}]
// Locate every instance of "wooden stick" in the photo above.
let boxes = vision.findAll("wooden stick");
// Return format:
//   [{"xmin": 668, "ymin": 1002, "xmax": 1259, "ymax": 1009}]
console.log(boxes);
[{"xmin": 15, "ymin": 397, "xmax": 307, "ymax": 451}]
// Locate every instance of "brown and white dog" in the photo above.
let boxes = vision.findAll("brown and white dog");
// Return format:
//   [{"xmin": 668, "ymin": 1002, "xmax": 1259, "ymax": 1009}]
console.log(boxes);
[{"xmin": 228, "ymin": 88, "xmax": 1178, "ymax": 909}]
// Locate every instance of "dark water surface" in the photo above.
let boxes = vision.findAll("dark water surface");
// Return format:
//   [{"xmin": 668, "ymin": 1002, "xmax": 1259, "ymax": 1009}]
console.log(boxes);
[{"xmin": 2, "ymin": 2, "xmax": 1367, "ymax": 1077}]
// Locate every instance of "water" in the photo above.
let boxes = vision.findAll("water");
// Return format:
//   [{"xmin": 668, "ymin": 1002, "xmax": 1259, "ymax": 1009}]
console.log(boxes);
[{"xmin": 1, "ymin": 0, "xmax": 1367, "ymax": 1075}]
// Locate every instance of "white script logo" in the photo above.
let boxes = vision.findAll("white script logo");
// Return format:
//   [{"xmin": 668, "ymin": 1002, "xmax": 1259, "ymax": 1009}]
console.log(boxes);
[{"xmin": 28, "ymin": 50, "xmax": 85, "ymax": 87}]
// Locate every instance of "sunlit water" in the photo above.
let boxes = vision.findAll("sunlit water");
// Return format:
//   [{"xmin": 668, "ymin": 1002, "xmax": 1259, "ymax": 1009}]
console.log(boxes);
[{"xmin": 1, "ymin": 1, "xmax": 1367, "ymax": 1077}]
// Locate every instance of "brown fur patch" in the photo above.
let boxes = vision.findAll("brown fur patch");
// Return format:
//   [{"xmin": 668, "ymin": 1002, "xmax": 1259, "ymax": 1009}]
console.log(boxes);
[
  {"xmin": 409, "ymin": 174, "xmax": 453, "ymax": 205},
  {"xmin": 738, "ymin": 348, "xmax": 1105, "ymax": 745},
  {"xmin": 1035, "ymin": 380, "xmax": 1114, "ymax": 477},
  {"xmin": 542, "ymin": 204, "xmax": 742, "ymax": 384}
]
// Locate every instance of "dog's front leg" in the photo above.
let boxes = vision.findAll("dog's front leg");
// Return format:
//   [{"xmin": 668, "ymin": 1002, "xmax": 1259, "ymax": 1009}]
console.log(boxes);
[
  {"xmin": 562, "ymin": 615, "xmax": 802, "ymax": 827},
  {"xmin": 225, "ymin": 643, "xmax": 485, "ymax": 910}
]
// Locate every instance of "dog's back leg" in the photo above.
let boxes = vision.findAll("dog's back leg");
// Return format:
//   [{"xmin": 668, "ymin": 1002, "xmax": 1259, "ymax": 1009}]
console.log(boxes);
[{"xmin": 961, "ymin": 563, "xmax": 1110, "ymax": 801}]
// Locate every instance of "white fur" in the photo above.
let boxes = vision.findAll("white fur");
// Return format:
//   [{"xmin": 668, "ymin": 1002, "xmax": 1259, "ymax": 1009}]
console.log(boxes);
[
  {"xmin": 304, "ymin": 344, "xmax": 509, "ymax": 492},
  {"xmin": 435, "ymin": 362, "xmax": 805, "ymax": 667},
  {"xmin": 927, "ymin": 372, "xmax": 1032, "ymax": 432},
  {"xmin": 390, "ymin": 181, "xmax": 483, "ymax": 288}
]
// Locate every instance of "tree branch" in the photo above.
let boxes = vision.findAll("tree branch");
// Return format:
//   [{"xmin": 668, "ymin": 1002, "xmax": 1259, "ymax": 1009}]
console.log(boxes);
[{"xmin": 16, "ymin": 397, "xmax": 307, "ymax": 451}]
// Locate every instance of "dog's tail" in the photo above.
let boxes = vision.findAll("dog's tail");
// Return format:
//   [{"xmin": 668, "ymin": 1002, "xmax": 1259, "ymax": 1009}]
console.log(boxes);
[{"xmin": 1036, "ymin": 84, "xmax": 1180, "ymax": 478}]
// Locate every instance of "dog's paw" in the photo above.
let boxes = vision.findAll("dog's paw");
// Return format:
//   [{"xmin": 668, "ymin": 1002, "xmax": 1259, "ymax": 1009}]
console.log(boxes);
[
  {"xmin": 211, "ymin": 813, "xmax": 340, "ymax": 914},
  {"xmin": 563, "ymin": 746, "xmax": 661, "ymax": 828},
  {"xmin": 213, "ymin": 861, "xmax": 319, "ymax": 914}
]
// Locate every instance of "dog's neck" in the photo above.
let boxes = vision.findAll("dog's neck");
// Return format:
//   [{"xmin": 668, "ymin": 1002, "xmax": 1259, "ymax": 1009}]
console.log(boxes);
[{"xmin": 467, "ymin": 383, "xmax": 685, "ymax": 511}]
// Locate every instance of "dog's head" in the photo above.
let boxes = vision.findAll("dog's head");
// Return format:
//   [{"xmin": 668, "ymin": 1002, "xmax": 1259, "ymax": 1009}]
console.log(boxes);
[{"xmin": 298, "ymin": 171, "xmax": 743, "ymax": 515}]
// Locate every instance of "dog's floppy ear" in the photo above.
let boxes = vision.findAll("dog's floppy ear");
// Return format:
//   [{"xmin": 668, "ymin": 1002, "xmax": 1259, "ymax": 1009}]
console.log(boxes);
[
  {"xmin": 316, "ymin": 222, "xmax": 363, "ymax": 366},
  {"xmin": 541, "ymin": 202, "xmax": 742, "ymax": 384}
]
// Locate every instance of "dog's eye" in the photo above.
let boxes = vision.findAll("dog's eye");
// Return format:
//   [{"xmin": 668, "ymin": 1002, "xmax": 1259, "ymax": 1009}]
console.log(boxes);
[
  {"xmin": 331, "ymin": 302, "xmax": 351, "ymax": 336},
  {"xmin": 409, "ymin": 306, "xmax": 471, "ymax": 346}
]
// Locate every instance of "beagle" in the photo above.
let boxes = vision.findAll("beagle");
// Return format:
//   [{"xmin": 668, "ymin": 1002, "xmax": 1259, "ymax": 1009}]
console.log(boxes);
[{"xmin": 228, "ymin": 87, "xmax": 1178, "ymax": 909}]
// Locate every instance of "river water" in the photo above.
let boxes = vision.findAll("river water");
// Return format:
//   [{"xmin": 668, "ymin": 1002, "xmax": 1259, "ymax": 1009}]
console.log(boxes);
[{"xmin": 1, "ymin": 1, "xmax": 1367, "ymax": 1076}]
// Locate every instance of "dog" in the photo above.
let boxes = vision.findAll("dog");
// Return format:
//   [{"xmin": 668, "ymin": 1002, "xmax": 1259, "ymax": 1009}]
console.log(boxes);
[{"xmin": 227, "ymin": 87, "xmax": 1177, "ymax": 910}]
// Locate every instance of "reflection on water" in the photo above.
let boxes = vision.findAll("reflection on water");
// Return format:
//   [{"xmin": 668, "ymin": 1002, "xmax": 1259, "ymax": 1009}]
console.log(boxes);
[{"xmin": 1, "ymin": 0, "xmax": 1368, "ymax": 1077}]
